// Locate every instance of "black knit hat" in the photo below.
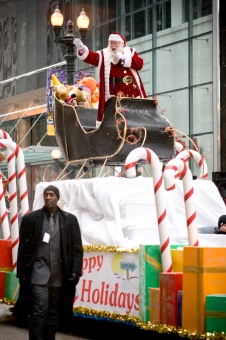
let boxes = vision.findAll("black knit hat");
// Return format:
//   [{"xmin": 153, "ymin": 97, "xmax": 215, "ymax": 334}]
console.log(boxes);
[
  {"xmin": 43, "ymin": 185, "xmax": 60, "ymax": 199},
  {"xmin": 218, "ymin": 215, "xmax": 226, "ymax": 228}
]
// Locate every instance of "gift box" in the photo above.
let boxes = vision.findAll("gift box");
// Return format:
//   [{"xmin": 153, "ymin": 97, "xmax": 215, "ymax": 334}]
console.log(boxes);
[
  {"xmin": 182, "ymin": 246, "xmax": 226, "ymax": 333},
  {"xmin": 149, "ymin": 288, "xmax": 160, "ymax": 324},
  {"xmin": 160, "ymin": 272, "xmax": 183, "ymax": 326},
  {"xmin": 0, "ymin": 271, "xmax": 5, "ymax": 299},
  {"xmin": 171, "ymin": 249, "xmax": 183, "ymax": 272},
  {"xmin": 0, "ymin": 240, "xmax": 13, "ymax": 271},
  {"xmin": 4, "ymin": 271, "xmax": 19, "ymax": 301},
  {"xmin": 178, "ymin": 290, "xmax": 182, "ymax": 327},
  {"xmin": 206, "ymin": 294, "xmax": 226, "ymax": 333},
  {"xmin": 139, "ymin": 244, "xmax": 183, "ymax": 322}
]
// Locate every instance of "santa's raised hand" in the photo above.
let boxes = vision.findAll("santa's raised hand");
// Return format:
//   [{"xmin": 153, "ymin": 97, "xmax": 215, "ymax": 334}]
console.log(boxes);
[{"xmin": 73, "ymin": 38, "xmax": 85, "ymax": 51}]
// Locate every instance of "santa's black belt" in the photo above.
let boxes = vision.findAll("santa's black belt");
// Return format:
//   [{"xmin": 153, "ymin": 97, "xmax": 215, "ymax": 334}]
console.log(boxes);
[{"xmin": 109, "ymin": 76, "xmax": 133, "ymax": 85}]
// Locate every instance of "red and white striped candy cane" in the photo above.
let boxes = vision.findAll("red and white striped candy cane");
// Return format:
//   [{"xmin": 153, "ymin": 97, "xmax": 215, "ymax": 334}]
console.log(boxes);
[
  {"xmin": 164, "ymin": 158, "xmax": 199, "ymax": 246},
  {"xmin": 175, "ymin": 141, "xmax": 186, "ymax": 154},
  {"xmin": 0, "ymin": 139, "xmax": 29, "ymax": 270},
  {"xmin": 125, "ymin": 147, "xmax": 173, "ymax": 273},
  {"xmin": 176, "ymin": 149, "xmax": 208, "ymax": 179},
  {"xmin": 0, "ymin": 173, "xmax": 10, "ymax": 240},
  {"xmin": 0, "ymin": 129, "xmax": 18, "ymax": 242}
]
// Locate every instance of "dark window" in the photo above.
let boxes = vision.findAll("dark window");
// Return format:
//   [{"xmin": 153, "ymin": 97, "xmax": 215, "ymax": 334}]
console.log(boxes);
[
  {"xmin": 96, "ymin": 0, "xmax": 106, "ymax": 23},
  {"xmin": 108, "ymin": 21, "xmax": 117, "ymax": 36},
  {"xmin": 125, "ymin": 0, "xmax": 131, "ymax": 13},
  {"xmin": 184, "ymin": 0, "xmax": 212, "ymax": 22},
  {"xmin": 125, "ymin": 16, "xmax": 132, "ymax": 41},
  {"xmin": 133, "ymin": 11, "xmax": 146, "ymax": 39},
  {"xmin": 147, "ymin": 7, "xmax": 153, "ymax": 35},
  {"xmin": 132, "ymin": 0, "xmax": 146, "ymax": 11},
  {"xmin": 201, "ymin": 0, "xmax": 212, "ymax": 16},
  {"xmin": 156, "ymin": 1, "xmax": 171, "ymax": 32},
  {"xmin": 108, "ymin": 0, "xmax": 117, "ymax": 20}
]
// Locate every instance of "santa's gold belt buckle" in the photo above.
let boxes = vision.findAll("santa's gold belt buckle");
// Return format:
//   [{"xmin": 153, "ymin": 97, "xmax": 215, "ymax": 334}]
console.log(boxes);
[{"xmin": 123, "ymin": 76, "xmax": 133, "ymax": 85}]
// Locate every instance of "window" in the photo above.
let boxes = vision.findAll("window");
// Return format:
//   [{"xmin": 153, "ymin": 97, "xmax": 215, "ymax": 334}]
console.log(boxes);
[
  {"xmin": 156, "ymin": 1, "xmax": 171, "ymax": 32},
  {"xmin": 184, "ymin": 0, "xmax": 212, "ymax": 22}
]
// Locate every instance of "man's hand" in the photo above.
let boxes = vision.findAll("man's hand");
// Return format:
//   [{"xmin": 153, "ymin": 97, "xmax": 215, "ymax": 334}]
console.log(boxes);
[
  {"xmin": 114, "ymin": 51, "xmax": 125, "ymax": 63},
  {"xmin": 73, "ymin": 38, "xmax": 85, "ymax": 51}
]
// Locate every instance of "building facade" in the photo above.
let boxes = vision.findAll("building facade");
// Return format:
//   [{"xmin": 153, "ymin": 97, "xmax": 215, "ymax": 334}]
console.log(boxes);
[{"xmin": 0, "ymin": 0, "xmax": 224, "ymax": 206}]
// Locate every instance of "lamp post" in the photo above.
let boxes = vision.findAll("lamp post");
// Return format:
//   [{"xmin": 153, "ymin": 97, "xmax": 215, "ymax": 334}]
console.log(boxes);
[
  {"xmin": 51, "ymin": 149, "xmax": 62, "ymax": 172},
  {"xmin": 51, "ymin": 6, "xmax": 89, "ymax": 85},
  {"xmin": 51, "ymin": 149, "xmax": 77, "ymax": 177}
]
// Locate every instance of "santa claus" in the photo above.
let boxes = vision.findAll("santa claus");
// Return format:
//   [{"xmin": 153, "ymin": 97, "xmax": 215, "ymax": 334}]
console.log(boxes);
[{"xmin": 73, "ymin": 32, "xmax": 146, "ymax": 127}]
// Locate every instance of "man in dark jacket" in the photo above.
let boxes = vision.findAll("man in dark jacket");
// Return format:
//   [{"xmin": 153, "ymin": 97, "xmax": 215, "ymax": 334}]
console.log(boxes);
[{"xmin": 15, "ymin": 185, "xmax": 83, "ymax": 339}]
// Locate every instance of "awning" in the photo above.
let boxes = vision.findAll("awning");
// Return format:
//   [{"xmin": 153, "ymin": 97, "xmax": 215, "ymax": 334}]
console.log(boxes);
[{"xmin": 0, "ymin": 146, "xmax": 65, "ymax": 171}]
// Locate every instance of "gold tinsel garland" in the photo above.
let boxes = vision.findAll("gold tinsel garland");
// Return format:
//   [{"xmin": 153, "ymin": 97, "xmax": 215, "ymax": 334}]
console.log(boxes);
[
  {"xmin": 72, "ymin": 306, "xmax": 226, "ymax": 340},
  {"xmin": 0, "ymin": 299, "xmax": 225, "ymax": 339},
  {"xmin": 83, "ymin": 245, "xmax": 139, "ymax": 253}
]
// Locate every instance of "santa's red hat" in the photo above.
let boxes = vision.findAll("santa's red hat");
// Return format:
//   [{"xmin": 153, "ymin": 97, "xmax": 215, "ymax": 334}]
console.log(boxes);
[{"xmin": 108, "ymin": 32, "xmax": 126, "ymax": 45}]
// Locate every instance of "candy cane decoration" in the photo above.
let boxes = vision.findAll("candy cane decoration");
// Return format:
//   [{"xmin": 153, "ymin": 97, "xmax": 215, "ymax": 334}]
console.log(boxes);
[
  {"xmin": 175, "ymin": 141, "xmax": 186, "ymax": 154},
  {"xmin": 164, "ymin": 158, "xmax": 199, "ymax": 246},
  {"xmin": 0, "ymin": 173, "xmax": 10, "ymax": 240},
  {"xmin": 0, "ymin": 129, "xmax": 18, "ymax": 242},
  {"xmin": 125, "ymin": 147, "xmax": 173, "ymax": 273},
  {"xmin": 176, "ymin": 149, "xmax": 208, "ymax": 179},
  {"xmin": 0, "ymin": 139, "xmax": 29, "ymax": 270}
]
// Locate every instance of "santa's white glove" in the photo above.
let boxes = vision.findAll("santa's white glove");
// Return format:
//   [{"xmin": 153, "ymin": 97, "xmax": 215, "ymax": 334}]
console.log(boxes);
[
  {"xmin": 114, "ymin": 51, "xmax": 125, "ymax": 63},
  {"xmin": 73, "ymin": 38, "xmax": 85, "ymax": 51}
]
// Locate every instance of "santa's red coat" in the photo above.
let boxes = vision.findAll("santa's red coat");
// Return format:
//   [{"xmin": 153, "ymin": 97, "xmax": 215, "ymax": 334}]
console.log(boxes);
[{"xmin": 77, "ymin": 46, "xmax": 146, "ymax": 122}]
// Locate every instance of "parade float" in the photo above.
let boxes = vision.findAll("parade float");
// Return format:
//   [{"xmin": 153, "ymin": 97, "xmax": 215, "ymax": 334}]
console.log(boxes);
[{"xmin": 0, "ymin": 85, "xmax": 226, "ymax": 339}]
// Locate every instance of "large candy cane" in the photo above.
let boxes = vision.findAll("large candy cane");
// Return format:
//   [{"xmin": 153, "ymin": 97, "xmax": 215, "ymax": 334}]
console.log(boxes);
[
  {"xmin": 175, "ymin": 141, "xmax": 186, "ymax": 154},
  {"xmin": 0, "ymin": 139, "xmax": 29, "ymax": 270},
  {"xmin": 125, "ymin": 147, "xmax": 173, "ymax": 272},
  {"xmin": 0, "ymin": 173, "xmax": 10, "ymax": 239},
  {"xmin": 0, "ymin": 130, "xmax": 18, "ymax": 242},
  {"xmin": 164, "ymin": 158, "xmax": 199, "ymax": 246},
  {"xmin": 176, "ymin": 149, "xmax": 208, "ymax": 179}
]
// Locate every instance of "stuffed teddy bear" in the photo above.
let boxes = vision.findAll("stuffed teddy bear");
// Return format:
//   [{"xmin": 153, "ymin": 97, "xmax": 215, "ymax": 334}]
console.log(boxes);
[
  {"xmin": 68, "ymin": 86, "xmax": 87, "ymax": 106},
  {"xmin": 91, "ymin": 87, "xmax": 99, "ymax": 108},
  {"xmin": 51, "ymin": 74, "xmax": 99, "ymax": 108},
  {"xmin": 80, "ymin": 76, "xmax": 97, "ymax": 94},
  {"xmin": 53, "ymin": 84, "xmax": 70, "ymax": 102},
  {"xmin": 65, "ymin": 93, "xmax": 77, "ymax": 107},
  {"xmin": 79, "ymin": 76, "xmax": 99, "ymax": 108}
]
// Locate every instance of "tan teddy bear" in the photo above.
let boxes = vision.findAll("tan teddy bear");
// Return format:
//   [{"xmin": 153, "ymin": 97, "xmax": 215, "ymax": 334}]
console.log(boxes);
[{"xmin": 53, "ymin": 84, "xmax": 69, "ymax": 102}]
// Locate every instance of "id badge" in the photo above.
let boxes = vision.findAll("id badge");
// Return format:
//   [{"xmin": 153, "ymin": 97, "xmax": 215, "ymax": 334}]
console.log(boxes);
[{"xmin": 43, "ymin": 232, "xmax": 50, "ymax": 243}]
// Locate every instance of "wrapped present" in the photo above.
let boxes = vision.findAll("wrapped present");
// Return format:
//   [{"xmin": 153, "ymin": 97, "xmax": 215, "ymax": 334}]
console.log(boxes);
[
  {"xmin": 4, "ymin": 271, "xmax": 19, "ymax": 301},
  {"xmin": 178, "ymin": 290, "xmax": 182, "ymax": 327},
  {"xmin": 206, "ymin": 294, "xmax": 226, "ymax": 333},
  {"xmin": 160, "ymin": 272, "xmax": 183, "ymax": 326},
  {"xmin": 0, "ymin": 240, "xmax": 13, "ymax": 271},
  {"xmin": 171, "ymin": 249, "xmax": 183, "ymax": 272},
  {"xmin": 182, "ymin": 246, "xmax": 226, "ymax": 333},
  {"xmin": 149, "ymin": 288, "xmax": 160, "ymax": 324},
  {"xmin": 139, "ymin": 244, "xmax": 183, "ymax": 322},
  {"xmin": 0, "ymin": 271, "xmax": 5, "ymax": 299}
]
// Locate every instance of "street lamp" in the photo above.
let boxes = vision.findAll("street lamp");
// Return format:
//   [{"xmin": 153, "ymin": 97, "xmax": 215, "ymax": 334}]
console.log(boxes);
[
  {"xmin": 51, "ymin": 149, "xmax": 77, "ymax": 175},
  {"xmin": 77, "ymin": 8, "xmax": 90, "ymax": 41},
  {"xmin": 51, "ymin": 6, "xmax": 89, "ymax": 85}
]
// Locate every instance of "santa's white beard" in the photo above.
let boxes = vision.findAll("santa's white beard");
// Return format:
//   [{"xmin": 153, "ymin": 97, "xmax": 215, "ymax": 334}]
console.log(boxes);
[{"xmin": 106, "ymin": 45, "xmax": 124, "ymax": 64}]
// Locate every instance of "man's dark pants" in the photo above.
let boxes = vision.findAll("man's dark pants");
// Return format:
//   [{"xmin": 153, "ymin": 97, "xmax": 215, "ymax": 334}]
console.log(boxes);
[{"xmin": 29, "ymin": 284, "xmax": 61, "ymax": 340}]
